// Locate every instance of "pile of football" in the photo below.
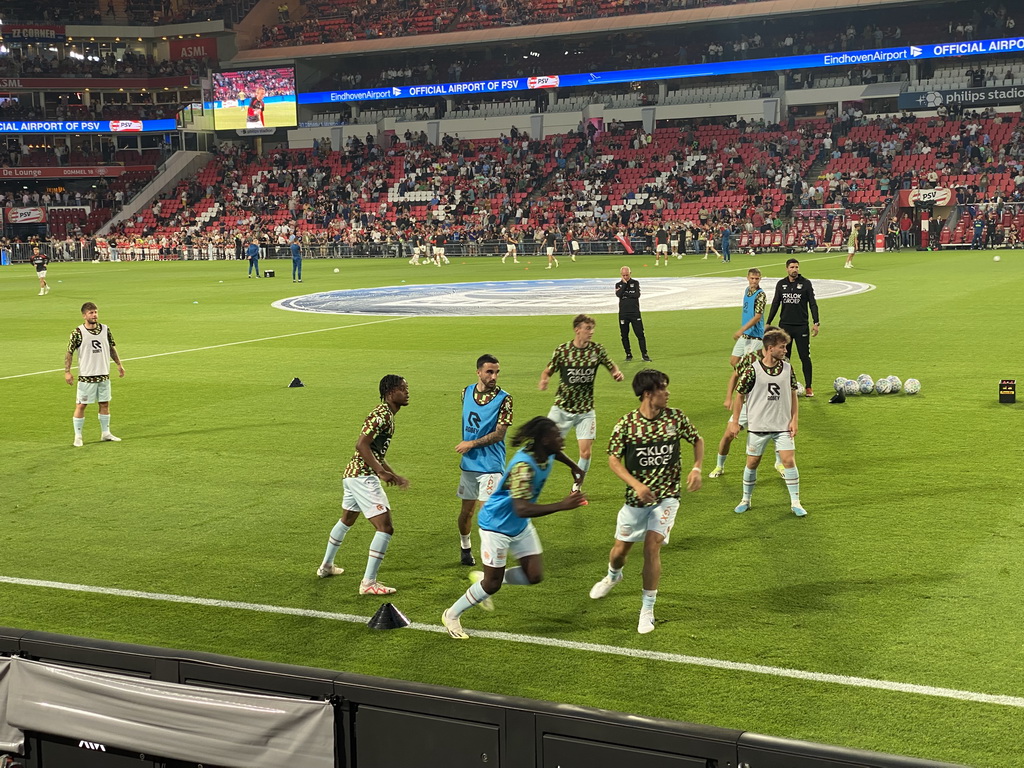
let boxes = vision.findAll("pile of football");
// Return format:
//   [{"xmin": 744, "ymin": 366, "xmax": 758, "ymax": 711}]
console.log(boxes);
[{"xmin": 833, "ymin": 375, "xmax": 921, "ymax": 396}]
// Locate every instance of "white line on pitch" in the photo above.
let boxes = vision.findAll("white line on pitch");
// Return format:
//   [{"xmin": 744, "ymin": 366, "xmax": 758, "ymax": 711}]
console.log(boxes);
[
  {"xmin": 1, "ymin": 575, "xmax": 1020, "ymax": 710},
  {"xmin": 0, "ymin": 317, "xmax": 410, "ymax": 380}
]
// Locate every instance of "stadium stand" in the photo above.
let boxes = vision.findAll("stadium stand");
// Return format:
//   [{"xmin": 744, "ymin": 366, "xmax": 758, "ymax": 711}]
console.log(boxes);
[{"xmin": 251, "ymin": 0, "xmax": 1006, "ymax": 65}]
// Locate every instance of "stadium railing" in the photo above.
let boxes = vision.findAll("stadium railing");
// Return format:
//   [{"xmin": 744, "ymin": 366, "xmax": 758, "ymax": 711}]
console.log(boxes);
[
  {"xmin": 0, "ymin": 626, "xmax": 967, "ymax": 768},
  {"xmin": 2, "ymin": 237, "xmax": 796, "ymax": 264}
]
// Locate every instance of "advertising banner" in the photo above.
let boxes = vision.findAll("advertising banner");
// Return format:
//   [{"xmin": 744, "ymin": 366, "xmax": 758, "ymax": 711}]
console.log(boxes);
[
  {"xmin": 899, "ymin": 84, "xmax": 1024, "ymax": 110},
  {"xmin": 899, "ymin": 188, "xmax": 954, "ymax": 207},
  {"xmin": 0, "ymin": 166, "xmax": 153, "ymax": 178},
  {"xmin": 0, "ymin": 120, "xmax": 177, "ymax": 133},
  {"xmin": 0, "ymin": 24, "xmax": 65, "ymax": 42},
  {"xmin": 170, "ymin": 37, "xmax": 218, "ymax": 61},
  {"xmin": 4, "ymin": 207, "xmax": 47, "ymax": 224}
]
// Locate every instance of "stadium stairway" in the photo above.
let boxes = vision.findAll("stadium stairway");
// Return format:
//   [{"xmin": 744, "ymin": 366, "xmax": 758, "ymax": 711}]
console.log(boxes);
[{"xmin": 98, "ymin": 151, "xmax": 214, "ymax": 236}]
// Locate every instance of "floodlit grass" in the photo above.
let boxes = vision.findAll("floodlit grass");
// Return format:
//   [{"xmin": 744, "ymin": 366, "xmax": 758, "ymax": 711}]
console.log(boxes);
[{"xmin": 1, "ymin": 248, "xmax": 1020, "ymax": 767}]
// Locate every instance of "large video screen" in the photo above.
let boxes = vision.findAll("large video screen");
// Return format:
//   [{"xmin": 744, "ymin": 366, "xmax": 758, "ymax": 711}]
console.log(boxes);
[{"xmin": 211, "ymin": 66, "xmax": 297, "ymax": 131}]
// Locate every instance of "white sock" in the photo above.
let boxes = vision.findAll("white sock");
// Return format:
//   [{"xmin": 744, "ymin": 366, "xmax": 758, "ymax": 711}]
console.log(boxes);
[
  {"xmin": 73, "ymin": 417, "xmax": 85, "ymax": 437},
  {"xmin": 99, "ymin": 414, "xmax": 111, "ymax": 434},
  {"xmin": 642, "ymin": 588, "xmax": 657, "ymax": 611},
  {"xmin": 460, "ymin": 534, "xmax": 471, "ymax": 549}
]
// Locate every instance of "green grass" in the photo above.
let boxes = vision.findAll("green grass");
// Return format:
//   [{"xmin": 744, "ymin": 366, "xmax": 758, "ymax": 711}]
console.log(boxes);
[
  {"xmin": 1, "ymin": 249, "xmax": 1020, "ymax": 767},
  {"xmin": 213, "ymin": 100, "xmax": 297, "ymax": 130}
]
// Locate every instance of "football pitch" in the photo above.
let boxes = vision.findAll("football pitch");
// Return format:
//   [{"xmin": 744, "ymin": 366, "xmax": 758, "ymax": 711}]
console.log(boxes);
[
  {"xmin": 1, "ymin": 249, "xmax": 1020, "ymax": 767},
  {"xmin": 213, "ymin": 100, "xmax": 298, "ymax": 130}
]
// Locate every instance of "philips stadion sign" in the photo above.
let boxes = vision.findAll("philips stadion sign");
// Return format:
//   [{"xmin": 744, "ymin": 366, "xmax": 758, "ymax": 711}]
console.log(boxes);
[{"xmin": 899, "ymin": 85, "xmax": 1024, "ymax": 110}]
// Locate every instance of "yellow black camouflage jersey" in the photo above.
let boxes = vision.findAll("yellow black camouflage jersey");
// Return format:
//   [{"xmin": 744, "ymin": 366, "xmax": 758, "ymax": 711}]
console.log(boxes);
[
  {"xmin": 343, "ymin": 403, "xmax": 395, "ymax": 478},
  {"xmin": 547, "ymin": 341, "xmax": 614, "ymax": 414},
  {"xmin": 608, "ymin": 407, "xmax": 701, "ymax": 506}
]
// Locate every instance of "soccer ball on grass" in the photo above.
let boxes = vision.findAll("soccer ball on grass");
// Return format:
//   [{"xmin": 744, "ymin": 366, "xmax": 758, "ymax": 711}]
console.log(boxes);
[{"xmin": 904, "ymin": 378, "xmax": 921, "ymax": 395}]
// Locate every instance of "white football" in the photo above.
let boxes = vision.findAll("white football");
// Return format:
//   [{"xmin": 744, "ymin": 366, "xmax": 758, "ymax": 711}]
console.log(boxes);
[
  {"xmin": 858, "ymin": 377, "xmax": 874, "ymax": 394},
  {"xmin": 834, "ymin": 377, "xmax": 847, "ymax": 392},
  {"xmin": 888, "ymin": 376, "xmax": 902, "ymax": 393},
  {"xmin": 796, "ymin": 382, "xmax": 806, "ymax": 397},
  {"xmin": 843, "ymin": 379, "xmax": 860, "ymax": 395},
  {"xmin": 904, "ymin": 378, "xmax": 921, "ymax": 395},
  {"xmin": 875, "ymin": 378, "xmax": 893, "ymax": 395}
]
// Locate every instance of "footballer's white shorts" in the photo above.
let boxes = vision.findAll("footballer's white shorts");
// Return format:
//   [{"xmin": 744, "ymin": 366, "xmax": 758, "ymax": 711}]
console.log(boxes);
[
  {"xmin": 37, "ymin": 270, "xmax": 47, "ymax": 278},
  {"xmin": 728, "ymin": 403, "xmax": 748, "ymax": 430},
  {"xmin": 730, "ymin": 335, "xmax": 764, "ymax": 358},
  {"xmin": 342, "ymin": 475, "xmax": 391, "ymax": 518},
  {"xmin": 506, "ymin": 244, "xmax": 517, "ymax": 254},
  {"xmin": 669, "ymin": 239, "xmax": 679, "ymax": 249},
  {"xmin": 76, "ymin": 379, "xmax": 112, "ymax": 404},
  {"xmin": 570, "ymin": 240, "xmax": 580, "ymax": 252},
  {"xmin": 479, "ymin": 521, "xmax": 542, "ymax": 568},
  {"xmin": 615, "ymin": 498, "xmax": 679, "ymax": 544},
  {"xmin": 746, "ymin": 431, "xmax": 795, "ymax": 456},
  {"xmin": 656, "ymin": 244, "xmax": 668, "ymax": 254},
  {"xmin": 457, "ymin": 471, "xmax": 502, "ymax": 502},
  {"xmin": 547, "ymin": 405, "xmax": 596, "ymax": 440},
  {"xmin": 848, "ymin": 245, "xmax": 856, "ymax": 254},
  {"xmin": 546, "ymin": 246, "xmax": 555, "ymax": 256}
]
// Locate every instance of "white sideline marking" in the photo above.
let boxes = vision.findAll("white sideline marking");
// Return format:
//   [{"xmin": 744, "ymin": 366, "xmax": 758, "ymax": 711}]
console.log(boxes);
[
  {"xmin": 0, "ymin": 317, "xmax": 409, "ymax": 380},
  {"xmin": 1, "ymin": 575, "xmax": 1021, "ymax": 709}
]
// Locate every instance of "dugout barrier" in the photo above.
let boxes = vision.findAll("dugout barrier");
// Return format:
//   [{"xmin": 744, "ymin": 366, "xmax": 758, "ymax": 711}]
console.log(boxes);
[{"xmin": 0, "ymin": 627, "xmax": 964, "ymax": 768}]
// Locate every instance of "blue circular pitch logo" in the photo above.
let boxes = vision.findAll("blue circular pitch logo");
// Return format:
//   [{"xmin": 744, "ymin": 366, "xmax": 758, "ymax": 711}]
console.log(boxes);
[{"xmin": 273, "ymin": 277, "xmax": 873, "ymax": 317}]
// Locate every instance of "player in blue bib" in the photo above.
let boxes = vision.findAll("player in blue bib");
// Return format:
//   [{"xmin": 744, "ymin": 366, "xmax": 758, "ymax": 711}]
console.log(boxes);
[
  {"xmin": 730, "ymin": 268, "xmax": 765, "ymax": 367},
  {"xmin": 455, "ymin": 354, "xmax": 513, "ymax": 566},
  {"xmin": 442, "ymin": 416, "xmax": 586, "ymax": 639}
]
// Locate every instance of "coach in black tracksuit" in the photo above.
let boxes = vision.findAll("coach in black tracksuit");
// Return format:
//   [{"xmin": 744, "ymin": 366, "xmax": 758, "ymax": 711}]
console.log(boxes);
[
  {"xmin": 615, "ymin": 265, "xmax": 650, "ymax": 361},
  {"xmin": 767, "ymin": 257, "xmax": 820, "ymax": 395}
]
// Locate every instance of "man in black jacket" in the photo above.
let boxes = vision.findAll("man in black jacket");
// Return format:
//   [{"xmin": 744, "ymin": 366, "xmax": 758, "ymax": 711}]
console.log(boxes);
[
  {"xmin": 615, "ymin": 266, "xmax": 650, "ymax": 362},
  {"xmin": 767, "ymin": 258, "xmax": 819, "ymax": 396}
]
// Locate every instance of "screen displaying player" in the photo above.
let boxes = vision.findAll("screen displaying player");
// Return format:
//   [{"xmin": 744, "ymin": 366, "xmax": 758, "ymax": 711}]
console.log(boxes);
[{"xmin": 210, "ymin": 67, "xmax": 297, "ymax": 131}]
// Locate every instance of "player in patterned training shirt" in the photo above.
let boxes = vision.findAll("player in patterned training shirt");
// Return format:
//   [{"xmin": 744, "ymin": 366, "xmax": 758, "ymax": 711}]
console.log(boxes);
[
  {"xmin": 589, "ymin": 369, "xmax": 703, "ymax": 634},
  {"xmin": 317, "ymin": 375, "xmax": 410, "ymax": 595},
  {"xmin": 30, "ymin": 245, "xmax": 49, "ymax": 295},
  {"xmin": 538, "ymin": 314, "xmax": 624, "ymax": 485},
  {"xmin": 455, "ymin": 354, "xmax": 514, "ymax": 566},
  {"xmin": 710, "ymin": 325, "xmax": 785, "ymax": 479},
  {"xmin": 441, "ymin": 416, "xmax": 586, "ymax": 639},
  {"xmin": 246, "ymin": 86, "xmax": 266, "ymax": 125},
  {"xmin": 65, "ymin": 302, "xmax": 126, "ymax": 447},
  {"xmin": 726, "ymin": 327, "xmax": 806, "ymax": 517}
]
